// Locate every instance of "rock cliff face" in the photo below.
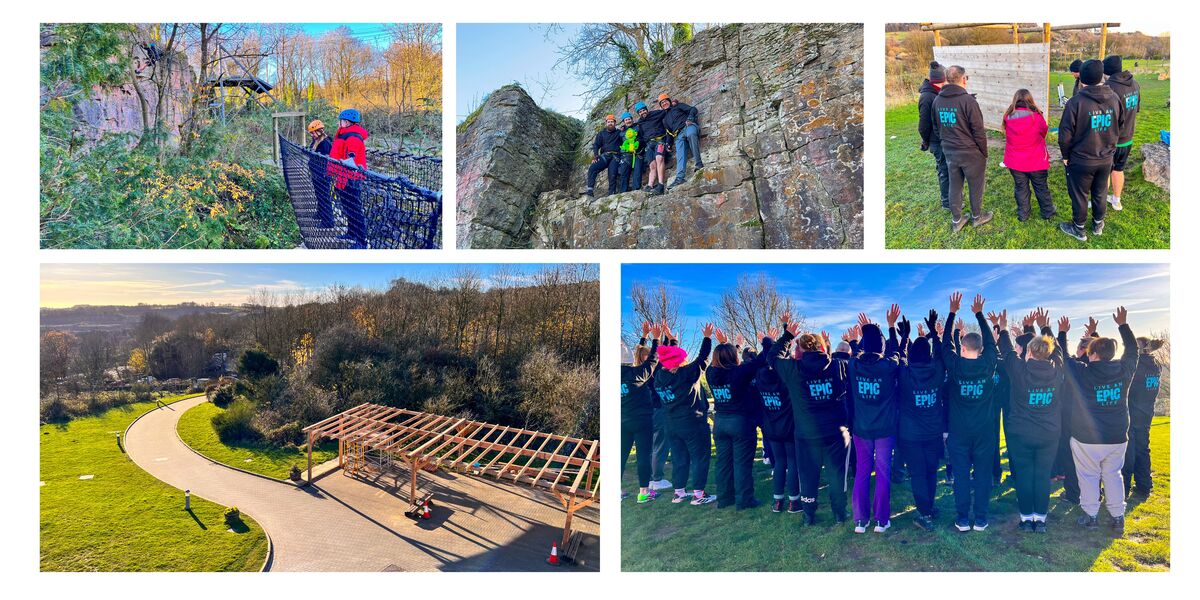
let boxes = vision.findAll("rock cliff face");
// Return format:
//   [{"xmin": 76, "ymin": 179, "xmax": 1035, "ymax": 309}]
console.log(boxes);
[
  {"xmin": 456, "ymin": 23, "xmax": 864, "ymax": 249},
  {"xmin": 1141, "ymin": 142, "xmax": 1170, "ymax": 193}
]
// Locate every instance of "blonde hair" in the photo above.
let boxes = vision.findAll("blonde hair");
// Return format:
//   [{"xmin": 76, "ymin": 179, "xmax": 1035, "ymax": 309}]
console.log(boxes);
[
  {"xmin": 797, "ymin": 333, "xmax": 825, "ymax": 353},
  {"xmin": 1027, "ymin": 335, "xmax": 1056, "ymax": 360},
  {"xmin": 634, "ymin": 345, "xmax": 651, "ymax": 364}
]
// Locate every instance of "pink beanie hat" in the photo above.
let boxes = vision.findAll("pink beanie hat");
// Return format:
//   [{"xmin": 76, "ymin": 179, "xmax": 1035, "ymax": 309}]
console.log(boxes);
[{"xmin": 658, "ymin": 345, "xmax": 689, "ymax": 369}]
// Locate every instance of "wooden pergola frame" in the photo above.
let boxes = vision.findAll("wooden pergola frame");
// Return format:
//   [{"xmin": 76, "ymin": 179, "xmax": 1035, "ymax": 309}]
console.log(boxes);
[{"xmin": 302, "ymin": 403, "xmax": 600, "ymax": 547}]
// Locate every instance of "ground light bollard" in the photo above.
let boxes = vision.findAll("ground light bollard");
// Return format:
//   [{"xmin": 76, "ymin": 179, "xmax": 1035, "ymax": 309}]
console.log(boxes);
[
  {"xmin": 115, "ymin": 432, "xmax": 122, "ymax": 453},
  {"xmin": 185, "ymin": 490, "xmax": 190, "ymax": 511}
]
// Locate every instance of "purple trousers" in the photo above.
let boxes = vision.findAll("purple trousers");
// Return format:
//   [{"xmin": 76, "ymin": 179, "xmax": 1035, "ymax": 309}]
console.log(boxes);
[{"xmin": 852, "ymin": 434, "xmax": 895, "ymax": 523}]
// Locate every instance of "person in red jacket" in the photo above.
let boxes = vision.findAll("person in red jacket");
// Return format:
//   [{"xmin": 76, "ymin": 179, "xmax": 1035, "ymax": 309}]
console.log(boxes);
[
  {"xmin": 329, "ymin": 108, "xmax": 370, "ymax": 247},
  {"xmin": 1002, "ymin": 90, "xmax": 1055, "ymax": 222},
  {"xmin": 331, "ymin": 109, "xmax": 369, "ymax": 167}
]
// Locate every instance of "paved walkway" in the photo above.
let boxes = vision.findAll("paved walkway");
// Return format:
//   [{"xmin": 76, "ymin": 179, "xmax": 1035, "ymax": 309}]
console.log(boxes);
[{"xmin": 125, "ymin": 396, "xmax": 599, "ymax": 572}]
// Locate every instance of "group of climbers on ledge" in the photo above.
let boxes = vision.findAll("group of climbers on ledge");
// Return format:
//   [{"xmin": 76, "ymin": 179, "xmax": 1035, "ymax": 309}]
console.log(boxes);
[{"xmin": 585, "ymin": 92, "xmax": 705, "ymax": 198}]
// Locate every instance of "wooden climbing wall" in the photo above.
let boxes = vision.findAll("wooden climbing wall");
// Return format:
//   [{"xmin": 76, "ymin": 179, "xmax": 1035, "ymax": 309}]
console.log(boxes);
[{"xmin": 933, "ymin": 43, "xmax": 1050, "ymax": 130}]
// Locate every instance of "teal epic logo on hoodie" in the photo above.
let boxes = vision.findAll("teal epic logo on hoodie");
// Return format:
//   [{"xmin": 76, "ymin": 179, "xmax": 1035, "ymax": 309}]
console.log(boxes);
[
  {"xmin": 711, "ymin": 385, "xmax": 733, "ymax": 403},
  {"xmin": 659, "ymin": 388, "xmax": 677, "ymax": 403},
  {"xmin": 1094, "ymin": 382, "xmax": 1122, "ymax": 406},
  {"xmin": 938, "ymin": 107, "xmax": 958, "ymax": 125},
  {"xmin": 1089, "ymin": 108, "xmax": 1115, "ymax": 131},
  {"xmin": 761, "ymin": 392, "xmax": 783, "ymax": 410},
  {"xmin": 1027, "ymin": 387, "xmax": 1056, "ymax": 406}
]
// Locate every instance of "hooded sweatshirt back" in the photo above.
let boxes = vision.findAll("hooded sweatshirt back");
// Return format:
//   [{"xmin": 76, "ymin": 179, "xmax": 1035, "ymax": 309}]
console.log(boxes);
[
  {"xmin": 997, "ymin": 328, "xmax": 1065, "ymax": 442},
  {"xmin": 653, "ymin": 337, "xmax": 712, "ymax": 425},
  {"xmin": 707, "ymin": 341, "xmax": 771, "ymax": 417},
  {"xmin": 620, "ymin": 339, "xmax": 659, "ymax": 421},
  {"xmin": 932, "ymin": 84, "xmax": 988, "ymax": 158},
  {"xmin": 1105, "ymin": 71, "xmax": 1141, "ymax": 145},
  {"xmin": 943, "ymin": 311, "xmax": 999, "ymax": 439},
  {"xmin": 847, "ymin": 327, "xmax": 901, "ymax": 439},
  {"xmin": 771, "ymin": 330, "xmax": 849, "ymax": 440},
  {"xmin": 917, "ymin": 79, "xmax": 942, "ymax": 146},
  {"xmin": 1128, "ymin": 351, "xmax": 1162, "ymax": 430},
  {"xmin": 1058, "ymin": 84, "xmax": 1123, "ymax": 166},
  {"xmin": 897, "ymin": 333, "xmax": 948, "ymax": 442},
  {"xmin": 1059, "ymin": 324, "xmax": 1139, "ymax": 445}
]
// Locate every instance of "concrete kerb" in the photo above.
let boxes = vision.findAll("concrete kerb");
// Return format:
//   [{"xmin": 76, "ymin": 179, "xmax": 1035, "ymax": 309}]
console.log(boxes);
[{"xmin": 123, "ymin": 394, "xmax": 274, "ymax": 572}]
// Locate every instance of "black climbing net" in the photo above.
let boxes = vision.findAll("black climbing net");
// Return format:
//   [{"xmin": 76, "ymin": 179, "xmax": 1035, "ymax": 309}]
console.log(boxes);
[{"xmin": 279, "ymin": 135, "xmax": 442, "ymax": 249}]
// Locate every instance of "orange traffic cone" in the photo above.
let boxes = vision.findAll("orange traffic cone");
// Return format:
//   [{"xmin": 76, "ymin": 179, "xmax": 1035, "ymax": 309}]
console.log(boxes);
[
  {"xmin": 546, "ymin": 542, "xmax": 559, "ymax": 566},
  {"xmin": 421, "ymin": 502, "xmax": 431, "ymax": 520}
]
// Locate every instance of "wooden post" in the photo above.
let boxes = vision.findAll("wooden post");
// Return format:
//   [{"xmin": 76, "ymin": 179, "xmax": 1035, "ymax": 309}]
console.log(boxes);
[
  {"xmin": 307, "ymin": 431, "xmax": 313, "ymax": 483},
  {"xmin": 410, "ymin": 457, "xmax": 420, "ymax": 504},
  {"xmin": 272, "ymin": 116, "xmax": 279, "ymax": 163},
  {"xmin": 561, "ymin": 495, "xmax": 575, "ymax": 548},
  {"xmin": 933, "ymin": 30, "xmax": 942, "ymax": 47},
  {"xmin": 1100, "ymin": 23, "xmax": 1108, "ymax": 59},
  {"xmin": 1013, "ymin": 24, "xmax": 1019, "ymax": 45},
  {"xmin": 1045, "ymin": 23, "xmax": 1053, "ymax": 113}
]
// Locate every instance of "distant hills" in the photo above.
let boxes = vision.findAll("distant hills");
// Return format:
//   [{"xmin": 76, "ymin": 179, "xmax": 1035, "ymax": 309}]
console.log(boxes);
[{"xmin": 40, "ymin": 304, "xmax": 246, "ymax": 333}]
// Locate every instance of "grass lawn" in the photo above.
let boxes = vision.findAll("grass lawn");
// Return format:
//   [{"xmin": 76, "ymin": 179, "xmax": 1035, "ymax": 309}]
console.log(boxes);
[
  {"xmin": 885, "ymin": 71, "xmax": 1170, "ymax": 249},
  {"xmin": 177, "ymin": 400, "xmax": 338, "ymax": 480},
  {"xmin": 621, "ymin": 416, "xmax": 1170, "ymax": 571},
  {"xmin": 40, "ymin": 394, "xmax": 270, "ymax": 571}
]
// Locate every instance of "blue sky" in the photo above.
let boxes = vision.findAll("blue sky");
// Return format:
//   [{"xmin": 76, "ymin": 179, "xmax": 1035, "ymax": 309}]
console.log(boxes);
[
  {"xmin": 622, "ymin": 263, "xmax": 1170, "ymax": 341},
  {"xmin": 40, "ymin": 263, "xmax": 574, "ymax": 308},
  {"xmin": 456, "ymin": 23, "xmax": 591, "ymax": 121}
]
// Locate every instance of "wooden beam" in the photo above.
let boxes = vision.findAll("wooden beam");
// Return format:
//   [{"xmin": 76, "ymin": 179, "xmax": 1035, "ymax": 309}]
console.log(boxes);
[{"xmin": 921, "ymin": 23, "xmax": 1008, "ymax": 32}]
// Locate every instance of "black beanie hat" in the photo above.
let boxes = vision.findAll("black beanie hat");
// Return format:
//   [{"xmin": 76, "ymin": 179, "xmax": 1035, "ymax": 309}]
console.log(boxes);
[
  {"xmin": 861, "ymin": 323, "xmax": 884, "ymax": 355},
  {"xmin": 929, "ymin": 61, "xmax": 946, "ymax": 84},
  {"xmin": 1080, "ymin": 59, "xmax": 1104, "ymax": 85},
  {"xmin": 1069, "ymin": 59, "xmax": 1083, "ymax": 73},
  {"xmin": 1103, "ymin": 55, "xmax": 1123, "ymax": 76},
  {"xmin": 909, "ymin": 337, "xmax": 932, "ymax": 364}
]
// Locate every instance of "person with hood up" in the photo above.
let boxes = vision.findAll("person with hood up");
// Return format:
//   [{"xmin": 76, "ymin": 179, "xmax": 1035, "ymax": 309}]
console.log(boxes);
[
  {"xmin": 1002, "ymin": 89, "xmax": 1055, "ymax": 221},
  {"xmin": 773, "ymin": 317, "xmax": 850, "ymax": 525},
  {"xmin": 621, "ymin": 321, "xmax": 662, "ymax": 503},
  {"xmin": 994, "ymin": 308, "xmax": 1067, "ymax": 533},
  {"xmin": 1060, "ymin": 307, "xmax": 1140, "ymax": 533},
  {"xmin": 846, "ymin": 304, "xmax": 903, "ymax": 533},
  {"xmin": 1057, "ymin": 59, "xmax": 1124, "ymax": 242},
  {"xmin": 754, "ymin": 329, "xmax": 800, "ymax": 514},
  {"xmin": 943, "ymin": 292, "xmax": 999, "ymax": 532},
  {"xmin": 896, "ymin": 309, "xmax": 948, "ymax": 531},
  {"xmin": 933, "ymin": 65, "xmax": 994, "ymax": 233},
  {"xmin": 585, "ymin": 114, "xmax": 624, "ymax": 198},
  {"xmin": 329, "ymin": 108, "xmax": 371, "ymax": 248},
  {"xmin": 1123, "ymin": 336, "xmax": 1164, "ymax": 497},
  {"xmin": 707, "ymin": 329, "xmax": 771, "ymax": 510},
  {"xmin": 1103, "ymin": 55, "xmax": 1142, "ymax": 212},
  {"xmin": 918, "ymin": 61, "xmax": 951, "ymax": 209},
  {"xmin": 661, "ymin": 91, "xmax": 704, "ymax": 189},
  {"xmin": 1069, "ymin": 59, "xmax": 1083, "ymax": 97},
  {"xmin": 653, "ymin": 321, "xmax": 717, "ymax": 505}
]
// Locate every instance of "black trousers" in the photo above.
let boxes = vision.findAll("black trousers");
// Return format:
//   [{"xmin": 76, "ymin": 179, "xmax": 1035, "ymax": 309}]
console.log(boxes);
[
  {"xmin": 796, "ymin": 434, "xmax": 849, "ymax": 516},
  {"xmin": 1123, "ymin": 426, "xmax": 1153, "ymax": 494},
  {"xmin": 713, "ymin": 413, "xmax": 757, "ymax": 507},
  {"xmin": 899, "ymin": 437, "xmax": 942, "ymax": 517},
  {"xmin": 1008, "ymin": 434, "xmax": 1058, "ymax": 516},
  {"xmin": 617, "ymin": 153, "xmax": 645, "ymax": 192},
  {"xmin": 1066, "ymin": 161, "xmax": 1112, "ymax": 227},
  {"xmin": 652, "ymin": 407, "xmax": 670, "ymax": 481},
  {"xmin": 669, "ymin": 417, "xmax": 712, "ymax": 492},
  {"xmin": 1010, "ymin": 169, "xmax": 1055, "ymax": 220},
  {"xmin": 947, "ymin": 432, "xmax": 997, "ymax": 519},
  {"xmin": 945, "ymin": 150, "xmax": 987, "ymax": 222},
  {"xmin": 621, "ymin": 417, "xmax": 654, "ymax": 488},
  {"xmin": 766, "ymin": 438, "xmax": 799, "ymax": 498},
  {"xmin": 338, "ymin": 181, "xmax": 367, "ymax": 246},
  {"xmin": 930, "ymin": 142, "xmax": 951, "ymax": 207},
  {"xmin": 586, "ymin": 154, "xmax": 620, "ymax": 195}
]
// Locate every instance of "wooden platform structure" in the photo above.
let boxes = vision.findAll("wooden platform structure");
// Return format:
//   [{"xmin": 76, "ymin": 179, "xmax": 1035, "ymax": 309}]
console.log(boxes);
[{"xmin": 302, "ymin": 404, "xmax": 600, "ymax": 548}]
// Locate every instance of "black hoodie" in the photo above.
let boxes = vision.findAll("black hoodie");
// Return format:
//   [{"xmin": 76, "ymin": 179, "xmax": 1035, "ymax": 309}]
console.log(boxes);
[
  {"xmin": 1058, "ymin": 84, "xmax": 1123, "ymax": 166},
  {"xmin": 663, "ymin": 102, "xmax": 700, "ymax": 136},
  {"xmin": 592, "ymin": 127, "xmax": 623, "ymax": 157},
  {"xmin": 932, "ymin": 84, "xmax": 988, "ymax": 158},
  {"xmin": 1105, "ymin": 71, "xmax": 1141, "ymax": 145},
  {"xmin": 998, "ymin": 328, "xmax": 1065, "ymax": 443},
  {"xmin": 707, "ymin": 340, "xmax": 771, "ymax": 417},
  {"xmin": 847, "ymin": 328, "xmax": 902, "ymax": 439},
  {"xmin": 637, "ymin": 109, "xmax": 668, "ymax": 141},
  {"xmin": 897, "ymin": 332, "xmax": 948, "ymax": 442},
  {"xmin": 943, "ymin": 311, "xmax": 999, "ymax": 439},
  {"xmin": 621, "ymin": 338, "xmax": 659, "ymax": 421},
  {"xmin": 654, "ymin": 337, "xmax": 712, "ymax": 426},
  {"xmin": 1128, "ymin": 351, "xmax": 1163, "ymax": 430},
  {"xmin": 1060, "ymin": 324, "xmax": 1139, "ymax": 444},
  {"xmin": 917, "ymin": 79, "xmax": 942, "ymax": 146},
  {"xmin": 771, "ymin": 330, "xmax": 849, "ymax": 441}
]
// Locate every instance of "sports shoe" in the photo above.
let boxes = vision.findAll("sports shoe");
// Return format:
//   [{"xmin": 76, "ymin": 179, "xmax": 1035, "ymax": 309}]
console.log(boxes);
[
  {"xmin": 954, "ymin": 518, "xmax": 972, "ymax": 532},
  {"xmin": 667, "ymin": 178, "xmax": 685, "ymax": 190},
  {"xmin": 874, "ymin": 520, "xmax": 891, "ymax": 533},
  {"xmin": 914, "ymin": 515, "xmax": 935, "ymax": 531},
  {"xmin": 1059, "ymin": 222, "xmax": 1087, "ymax": 242},
  {"xmin": 649, "ymin": 479, "xmax": 673, "ymax": 491},
  {"xmin": 672, "ymin": 490, "xmax": 690, "ymax": 503},
  {"xmin": 772, "ymin": 499, "xmax": 784, "ymax": 513},
  {"xmin": 583, "ymin": 188, "xmax": 594, "ymax": 198},
  {"xmin": 1111, "ymin": 515, "xmax": 1126, "ymax": 534},
  {"xmin": 763, "ymin": 457, "xmax": 772, "ymax": 467},
  {"xmin": 972, "ymin": 211, "xmax": 994, "ymax": 227},
  {"xmin": 1018, "ymin": 520, "xmax": 1034, "ymax": 533},
  {"xmin": 1033, "ymin": 521, "xmax": 1048, "ymax": 534},
  {"xmin": 1076, "ymin": 514, "xmax": 1099, "ymax": 528},
  {"xmin": 1108, "ymin": 195, "xmax": 1123, "ymax": 211},
  {"xmin": 833, "ymin": 511, "xmax": 847, "ymax": 524},
  {"xmin": 854, "ymin": 520, "xmax": 869, "ymax": 534},
  {"xmin": 952, "ymin": 218, "xmax": 968, "ymax": 233},
  {"xmin": 636, "ymin": 490, "xmax": 657, "ymax": 503},
  {"xmin": 787, "ymin": 500, "xmax": 803, "ymax": 514},
  {"xmin": 1092, "ymin": 220, "xmax": 1105, "ymax": 236},
  {"xmin": 694, "ymin": 161, "xmax": 705, "ymax": 170},
  {"xmin": 690, "ymin": 492, "xmax": 717, "ymax": 506},
  {"xmin": 973, "ymin": 518, "xmax": 989, "ymax": 531},
  {"xmin": 801, "ymin": 512, "xmax": 816, "ymax": 526},
  {"xmin": 621, "ymin": 491, "xmax": 630, "ymax": 501}
]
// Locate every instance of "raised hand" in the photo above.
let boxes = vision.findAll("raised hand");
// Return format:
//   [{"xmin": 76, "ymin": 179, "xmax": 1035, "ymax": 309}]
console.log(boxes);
[
  {"xmin": 642, "ymin": 321, "xmax": 651, "ymax": 336},
  {"xmin": 986, "ymin": 311, "xmax": 1001, "ymax": 327},
  {"xmin": 767, "ymin": 326, "xmax": 780, "ymax": 339},
  {"xmin": 780, "ymin": 311, "xmax": 792, "ymax": 325},
  {"xmin": 917, "ymin": 323, "xmax": 927, "ymax": 337},
  {"xmin": 886, "ymin": 304, "xmax": 901, "ymax": 327},
  {"xmin": 736, "ymin": 333, "xmax": 746, "ymax": 347},
  {"xmin": 857, "ymin": 312, "xmax": 872, "ymax": 328},
  {"xmin": 949, "ymin": 291, "xmax": 963, "ymax": 313},
  {"xmin": 702, "ymin": 322, "xmax": 715, "ymax": 338},
  {"xmin": 935, "ymin": 319, "xmax": 945, "ymax": 337},
  {"xmin": 1058, "ymin": 315, "xmax": 1070, "ymax": 334},
  {"xmin": 1085, "ymin": 316, "xmax": 1099, "ymax": 337},
  {"xmin": 714, "ymin": 328, "xmax": 729, "ymax": 344},
  {"xmin": 971, "ymin": 294, "xmax": 986, "ymax": 314},
  {"xmin": 821, "ymin": 330, "xmax": 832, "ymax": 351},
  {"xmin": 955, "ymin": 318, "xmax": 966, "ymax": 334},
  {"xmin": 661, "ymin": 320, "xmax": 674, "ymax": 339},
  {"xmin": 1009, "ymin": 324, "xmax": 1023, "ymax": 338},
  {"xmin": 1022, "ymin": 312, "xmax": 1036, "ymax": 328},
  {"xmin": 997, "ymin": 309, "xmax": 1008, "ymax": 330},
  {"xmin": 1113, "ymin": 306, "xmax": 1128, "ymax": 326},
  {"xmin": 786, "ymin": 321, "xmax": 801, "ymax": 336},
  {"xmin": 898, "ymin": 316, "xmax": 911, "ymax": 339},
  {"xmin": 650, "ymin": 321, "xmax": 662, "ymax": 338},
  {"xmin": 925, "ymin": 309, "xmax": 939, "ymax": 333},
  {"xmin": 1036, "ymin": 307, "xmax": 1050, "ymax": 329}
]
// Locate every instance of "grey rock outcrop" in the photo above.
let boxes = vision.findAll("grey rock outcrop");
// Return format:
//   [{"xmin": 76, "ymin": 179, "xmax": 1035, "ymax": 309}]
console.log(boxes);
[{"xmin": 1141, "ymin": 142, "xmax": 1170, "ymax": 193}]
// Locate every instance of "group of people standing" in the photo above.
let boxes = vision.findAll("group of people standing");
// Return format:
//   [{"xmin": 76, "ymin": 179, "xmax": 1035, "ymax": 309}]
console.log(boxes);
[
  {"xmin": 917, "ymin": 55, "xmax": 1141, "ymax": 242},
  {"xmin": 585, "ymin": 92, "xmax": 704, "ymax": 198},
  {"xmin": 305, "ymin": 108, "xmax": 372, "ymax": 248},
  {"xmin": 621, "ymin": 294, "xmax": 1163, "ymax": 536}
]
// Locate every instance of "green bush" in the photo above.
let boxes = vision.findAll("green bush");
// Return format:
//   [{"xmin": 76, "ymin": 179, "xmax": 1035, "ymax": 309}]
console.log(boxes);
[
  {"xmin": 211, "ymin": 398, "xmax": 260, "ymax": 443},
  {"xmin": 40, "ymin": 395, "xmax": 70, "ymax": 423},
  {"xmin": 238, "ymin": 348, "xmax": 280, "ymax": 380},
  {"xmin": 209, "ymin": 385, "xmax": 235, "ymax": 409},
  {"xmin": 264, "ymin": 421, "xmax": 303, "ymax": 447}
]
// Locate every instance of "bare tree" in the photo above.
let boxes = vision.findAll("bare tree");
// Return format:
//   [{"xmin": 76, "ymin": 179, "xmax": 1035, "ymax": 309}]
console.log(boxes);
[{"xmin": 714, "ymin": 273, "xmax": 800, "ymax": 346}]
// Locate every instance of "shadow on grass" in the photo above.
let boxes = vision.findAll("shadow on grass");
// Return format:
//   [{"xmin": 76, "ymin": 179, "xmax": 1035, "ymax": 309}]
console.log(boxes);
[{"xmin": 186, "ymin": 508, "xmax": 208, "ymax": 530}]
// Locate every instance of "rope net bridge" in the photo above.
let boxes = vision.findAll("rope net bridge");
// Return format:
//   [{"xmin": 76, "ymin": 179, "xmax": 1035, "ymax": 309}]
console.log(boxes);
[
  {"xmin": 302, "ymin": 404, "xmax": 600, "ymax": 552},
  {"xmin": 279, "ymin": 135, "xmax": 443, "ymax": 249}
]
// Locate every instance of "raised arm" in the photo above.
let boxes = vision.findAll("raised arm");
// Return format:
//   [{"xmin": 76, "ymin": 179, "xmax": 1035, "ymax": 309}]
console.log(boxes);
[{"xmin": 1113, "ymin": 306, "xmax": 1139, "ymax": 377}]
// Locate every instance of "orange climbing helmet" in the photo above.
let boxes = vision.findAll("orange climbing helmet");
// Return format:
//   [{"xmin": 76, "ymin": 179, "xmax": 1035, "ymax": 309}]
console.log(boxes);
[
  {"xmin": 605, "ymin": 114, "xmax": 616, "ymax": 122},
  {"xmin": 307, "ymin": 119, "xmax": 326, "ymax": 133},
  {"xmin": 657, "ymin": 93, "xmax": 671, "ymax": 103}
]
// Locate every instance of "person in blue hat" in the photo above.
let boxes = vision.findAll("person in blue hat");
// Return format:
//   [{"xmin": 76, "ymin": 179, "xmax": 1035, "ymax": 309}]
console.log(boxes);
[
  {"xmin": 329, "ymin": 108, "xmax": 371, "ymax": 248},
  {"xmin": 617, "ymin": 110, "xmax": 644, "ymax": 193}
]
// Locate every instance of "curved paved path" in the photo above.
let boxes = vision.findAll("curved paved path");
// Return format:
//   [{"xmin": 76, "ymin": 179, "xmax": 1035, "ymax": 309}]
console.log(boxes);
[{"xmin": 125, "ymin": 396, "xmax": 599, "ymax": 571}]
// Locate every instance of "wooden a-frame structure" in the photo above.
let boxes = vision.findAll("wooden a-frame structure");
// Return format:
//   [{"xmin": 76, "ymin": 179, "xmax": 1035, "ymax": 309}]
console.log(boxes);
[{"xmin": 302, "ymin": 404, "xmax": 600, "ymax": 548}]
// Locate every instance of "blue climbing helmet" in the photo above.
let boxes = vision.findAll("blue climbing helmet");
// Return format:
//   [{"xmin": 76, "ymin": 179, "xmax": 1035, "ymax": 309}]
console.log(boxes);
[
  {"xmin": 634, "ymin": 101, "xmax": 647, "ymax": 112},
  {"xmin": 620, "ymin": 111, "xmax": 633, "ymax": 121},
  {"xmin": 338, "ymin": 108, "xmax": 362, "ymax": 123}
]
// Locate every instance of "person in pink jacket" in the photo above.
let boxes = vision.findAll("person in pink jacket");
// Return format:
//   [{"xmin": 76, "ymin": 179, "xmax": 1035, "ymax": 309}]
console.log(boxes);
[{"xmin": 1002, "ymin": 90, "xmax": 1056, "ymax": 221}]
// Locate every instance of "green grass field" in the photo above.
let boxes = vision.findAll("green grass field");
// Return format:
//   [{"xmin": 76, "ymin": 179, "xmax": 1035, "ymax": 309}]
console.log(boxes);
[
  {"xmin": 621, "ymin": 417, "xmax": 1170, "ymax": 572},
  {"xmin": 885, "ymin": 71, "xmax": 1170, "ymax": 249},
  {"xmin": 177, "ymin": 400, "xmax": 338, "ymax": 480},
  {"xmin": 40, "ymin": 394, "xmax": 270, "ymax": 571}
]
